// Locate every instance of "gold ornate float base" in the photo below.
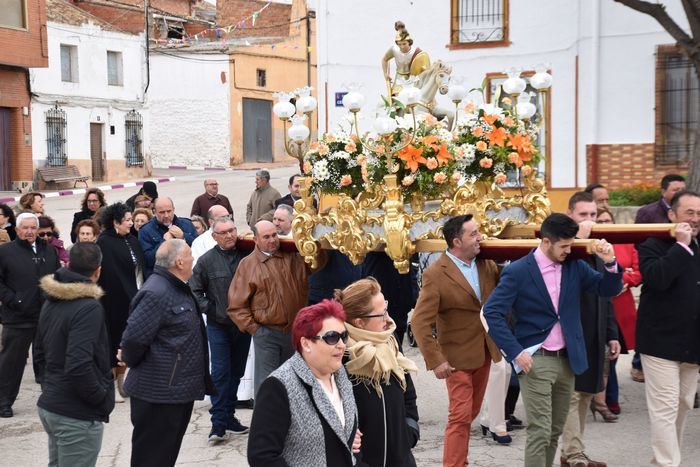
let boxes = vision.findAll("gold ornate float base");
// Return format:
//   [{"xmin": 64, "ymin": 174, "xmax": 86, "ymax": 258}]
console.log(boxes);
[{"xmin": 292, "ymin": 175, "xmax": 550, "ymax": 273}]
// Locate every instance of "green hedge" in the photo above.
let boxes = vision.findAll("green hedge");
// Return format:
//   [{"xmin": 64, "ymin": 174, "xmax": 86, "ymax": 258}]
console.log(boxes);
[{"xmin": 609, "ymin": 183, "xmax": 661, "ymax": 206}]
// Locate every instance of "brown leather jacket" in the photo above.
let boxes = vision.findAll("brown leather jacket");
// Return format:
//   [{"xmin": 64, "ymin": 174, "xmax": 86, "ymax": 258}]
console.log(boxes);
[{"xmin": 227, "ymin": 246, "xmax": 309, "ymax": 335}]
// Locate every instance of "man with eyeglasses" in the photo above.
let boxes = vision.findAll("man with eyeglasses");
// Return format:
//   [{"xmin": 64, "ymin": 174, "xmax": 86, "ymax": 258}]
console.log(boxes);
[
  {"xmin": 411, "ymin": 214, "xmax": 502, "ymax": 466},
  {"xmin": 228, "ymin": 220, "xmax": 312, "ymax": 396},
  {"xmin": 190, "ymin": 217, "xmax": 250, "ymax": 444},
  {"xmin": 0, "ymin": 213, "xmax": 60, "ymax": 418},
  {"xmin": 191, "ymin": 205, "xmax": 232, "ymax": 264},
  {"xmin": 191, "ymin": 178, "xmax": 233, "ymax": 218}
]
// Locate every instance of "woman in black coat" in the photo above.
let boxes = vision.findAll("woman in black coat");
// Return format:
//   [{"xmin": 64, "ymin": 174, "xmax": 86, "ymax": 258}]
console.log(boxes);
[
  {"xmin": 70, "ymin": 188, "xmax": 106, "ymax": 243},
  {"xmin": 335, "ymin": 278, "xmax": 420, "ymax": 467},
  {"xmin": 97, "ymin": 202, "xmax": 145, "ymax": 402}
]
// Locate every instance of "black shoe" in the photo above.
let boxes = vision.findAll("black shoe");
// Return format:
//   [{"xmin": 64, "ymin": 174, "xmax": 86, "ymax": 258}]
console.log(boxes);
[
  {"xmin": 226, "ymin": 416, "xmax": 249, "ymax": 434},
  {"xmin": 480, "ymin": 424, "xmax": 489, "ymax": 436},
  {"xmin": 208, "ymin": 425, "xmax": 227, "ymax": 445},
  {"xmin": 694, "ymin": 392, "xmax": 699, "ymax": 409},
  {"xmin": 507, "ymin": 415, "xmax": 524, "ymax": 428},
  {"xmin": 235, "ymin": 399, "xmax": 254, "ymax": 410},
  {"xmin": 0, "ymin": 406, "xmax": 13, "ymax": 418}
]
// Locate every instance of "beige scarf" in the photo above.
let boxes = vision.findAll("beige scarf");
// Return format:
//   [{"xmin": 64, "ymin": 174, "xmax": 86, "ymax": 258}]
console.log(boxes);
[{"xmin": 344, "ymin": 318, "xmax": 418, "ymax": 396}]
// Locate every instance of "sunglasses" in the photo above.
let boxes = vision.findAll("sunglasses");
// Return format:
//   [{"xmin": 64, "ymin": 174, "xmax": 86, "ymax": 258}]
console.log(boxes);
[
  {"xmin": 37, "ymin": 232, "xmax": 53, "ymax": 238},
  {"xmin": 311, "ymin": 330, "xmax": 349, "ymax": 346}
]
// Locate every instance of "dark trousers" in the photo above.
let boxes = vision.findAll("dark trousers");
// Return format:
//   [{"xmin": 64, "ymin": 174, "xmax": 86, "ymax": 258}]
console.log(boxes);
[
  {"xmin": 130, "ymin": 397, "xmax": 193, "ymax": 467},
  {"xmin": 606, "ymin": 357, "xmax": 619, "ymax": 403},
  {"xmin": 207, "ymin": 321, "xmax": 251, "ymax": 428},
  {"xmin": 0, "ymin": 326, "xmax": 35, "ymax": 408},
  {"xmin": 253, "ymin": 326, "xmax": 294, "ymax": 397}
]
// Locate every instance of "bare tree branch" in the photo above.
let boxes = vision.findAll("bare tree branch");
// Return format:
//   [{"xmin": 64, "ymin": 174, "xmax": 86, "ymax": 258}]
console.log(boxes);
[
  {"xmin": 614, "ymin": 0, "xmax": 700, "ymax": 60},
  {"xmin": 682, "ymin": 0, "xmax": 700, "ymax": 40}
]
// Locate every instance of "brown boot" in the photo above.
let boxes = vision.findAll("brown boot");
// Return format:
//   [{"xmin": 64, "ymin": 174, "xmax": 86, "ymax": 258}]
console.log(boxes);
[{"xmin": 630, "ymin": 367, "xmax": 645, "ymax": 382}]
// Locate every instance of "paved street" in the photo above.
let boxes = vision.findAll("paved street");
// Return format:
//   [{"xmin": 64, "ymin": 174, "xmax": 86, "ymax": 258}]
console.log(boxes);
[{"xmin": 0, "ymin": 166, "xmax": 698, "ymax": 466}]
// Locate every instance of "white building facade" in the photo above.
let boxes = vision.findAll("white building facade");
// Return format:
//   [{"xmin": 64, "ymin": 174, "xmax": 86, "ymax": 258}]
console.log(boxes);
[
  {"xmin": 30, "ymin": 16, "xmax": 150, "ymax": 183},
  {"xmin": 312, "ymin": 0, "xmax": 692, "ymax": 201}
]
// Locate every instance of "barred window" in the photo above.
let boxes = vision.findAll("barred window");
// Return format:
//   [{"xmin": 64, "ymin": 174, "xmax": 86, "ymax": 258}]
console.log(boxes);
[
  {"xmin": 655, "ymin": 47, "xmax": 698, "ymax": 165},
  {"xmin": 450, "ymin": 0, "xmax": 509, "ymax": 47},
  {"xmin": 125, "ymin": 110, "xmax": 144, "ymax": 166},
  {"xmin": 46, "ymin": 106, "xmax": 67, "ymax": 167}
]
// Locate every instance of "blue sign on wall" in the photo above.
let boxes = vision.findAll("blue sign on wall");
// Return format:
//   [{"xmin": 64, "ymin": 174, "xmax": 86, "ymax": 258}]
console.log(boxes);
[{"xmin": 335, "ymin": 92, "xmax": 348, "ymax": 107}]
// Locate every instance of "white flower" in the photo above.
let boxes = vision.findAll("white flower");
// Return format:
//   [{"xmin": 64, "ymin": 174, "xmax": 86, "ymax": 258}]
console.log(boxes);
[
  {"xmin": 494, "ymin": 162, "xmax": 506, "ymax": 174},
  {"xmin": 329, "ymin": 150, "xmax": 351, "ymax": 161},
  {"xmin": 312, "ymin": 160, "xmax": 330, "ymax": 181},
  {"xmin": 461, "ymin": 144, "xmax": 476, "ymax": 164},
  {"xmin": 437, "ymin": 128, "xmax": 454, "ymax": 142},
  {"xmin": 479, "ymin": 103, "xmax": 504, "ymax": 117},
  {"xmin": 395, "ymin": 115, "xmax": 414, "ymax": 130}
]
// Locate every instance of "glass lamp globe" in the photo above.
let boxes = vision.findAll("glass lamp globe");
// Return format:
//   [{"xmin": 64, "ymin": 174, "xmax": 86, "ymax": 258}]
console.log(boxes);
[
  {"xmin": 530, "ymin": 64, "xmax": 553, "ymax": 91},
  {"xmin": 342, "ymin": 91, "xmax": 365, "ymax": 112},
  {"xmin": 273, "ymin": 92, "xmax": 296, "ymax": 119},
  {"xmin": 447, "ymin": 76, "xmax": 468, "ymax": 103},
  {"xmin": 295, "ymin": 86, "xmax": 317, "ymax": 113},
  {"xmin": 502, "ymin": 68, "xmax": 527, "ymax": 95},
  {"xmin": 397, "ymin": 84, "xmax": 421, "ymax": 106},
  {"xmin": 516, "ymin": 93, "xmax": 537, "ymax": 120},
  {"xmin": 288, "ymin": 115, "xmax": 310, "ymax": 143}
]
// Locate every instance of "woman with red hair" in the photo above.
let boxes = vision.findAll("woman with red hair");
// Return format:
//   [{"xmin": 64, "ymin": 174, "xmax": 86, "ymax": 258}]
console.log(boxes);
[{"xmin": 248, "ymin": 300, "xmax": 361, "ymax": 466}]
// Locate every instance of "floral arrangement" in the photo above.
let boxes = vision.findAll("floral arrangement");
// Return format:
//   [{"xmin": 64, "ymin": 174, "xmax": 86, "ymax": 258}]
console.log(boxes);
[
  {"xmin": 452, "ymin": 101, "xmax": 541, "ymax": 186},
  {"xmin": 302, "ymin": 100, "xmax": 542, "ymax": 201}
]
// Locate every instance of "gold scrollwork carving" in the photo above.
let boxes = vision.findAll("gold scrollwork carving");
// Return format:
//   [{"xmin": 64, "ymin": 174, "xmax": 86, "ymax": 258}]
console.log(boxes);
[{"xmin": 382, "ymin": 175, "xmax": 415, "ymax": 274}]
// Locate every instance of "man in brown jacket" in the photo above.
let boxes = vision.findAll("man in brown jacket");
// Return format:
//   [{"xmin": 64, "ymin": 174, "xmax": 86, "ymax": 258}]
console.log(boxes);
[
  {"xmin": 227, "ymin": 220, "xmax": 309, "ymax": 395},
  {"xmin": 412, "ymin": 214, "xmax": 501, "ymax": 467},
  {"xmin": 245, "ymin": 170, "xmax": 281, "ymax": 228}
]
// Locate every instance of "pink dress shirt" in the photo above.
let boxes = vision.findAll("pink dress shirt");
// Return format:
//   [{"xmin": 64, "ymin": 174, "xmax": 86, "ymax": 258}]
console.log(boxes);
[{"xmin": 533, "ymin": 247, "xmax": 566, "ymax": 350}]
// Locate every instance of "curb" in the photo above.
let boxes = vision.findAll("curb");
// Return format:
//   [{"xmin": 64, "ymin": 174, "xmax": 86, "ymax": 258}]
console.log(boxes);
[{"xmin": 0, "ymin": 177, "xmax": 177, "ymax": 204}]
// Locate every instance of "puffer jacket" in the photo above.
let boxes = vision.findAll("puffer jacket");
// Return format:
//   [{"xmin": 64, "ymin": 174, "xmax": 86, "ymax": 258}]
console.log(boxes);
[
  {"xmin": 190, "ymin": 245, "xmax": 245, "ymax": 326},
  {"xmin": 120, "ymin": 266, "xmax": 214, "ymax": 403},
  {"xmin": 35, "ymin": 269, "xmax": 114, "ymax": 422},
  {"xmin": 227, "ymin": 246, "xmax": 309, "ymax": 335},
  {"xmin": 0, "ymin": 237, "xmax": 60, "ymax": 327}
]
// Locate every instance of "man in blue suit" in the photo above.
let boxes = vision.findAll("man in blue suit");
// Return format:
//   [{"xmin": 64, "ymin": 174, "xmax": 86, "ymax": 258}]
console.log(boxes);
[{"xmin": 483, "ymin": 213, "xmax": 622, "ymax": 467}]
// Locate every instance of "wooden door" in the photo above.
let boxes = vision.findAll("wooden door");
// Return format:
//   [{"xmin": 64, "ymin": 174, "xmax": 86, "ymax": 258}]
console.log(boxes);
[
  {"xmin": 90, "ymin": 123, "xmax": 104, "ymax": 181},
  {"xmin": 242, "ymin": 98, "xmax": 272, "ymax": 162}
]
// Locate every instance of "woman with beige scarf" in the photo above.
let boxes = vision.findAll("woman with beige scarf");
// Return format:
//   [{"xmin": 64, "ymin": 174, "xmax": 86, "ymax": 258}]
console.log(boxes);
[{"xmin": 335, "ymin": 277, "xmax": 420, "ymax": 467}]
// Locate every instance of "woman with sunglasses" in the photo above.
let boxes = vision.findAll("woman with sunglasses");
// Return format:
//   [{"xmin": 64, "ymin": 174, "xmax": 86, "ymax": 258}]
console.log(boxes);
[
  {"xmin": 37, "ymin": 215, "xmax": 69, "ymax": 266},
  {"xmin": 335, "ymin": 277, "xmax": 420, "ymax": 467},
  {"xmin": 248, "ymin": 300, "xmax": 361, "ymax": 466}
]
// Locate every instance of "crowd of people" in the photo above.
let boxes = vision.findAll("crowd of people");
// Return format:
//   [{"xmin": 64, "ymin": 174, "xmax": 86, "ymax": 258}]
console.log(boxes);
[{"xmin": 0, "ymin": 169, "xmax": 698, "ymax": 467}]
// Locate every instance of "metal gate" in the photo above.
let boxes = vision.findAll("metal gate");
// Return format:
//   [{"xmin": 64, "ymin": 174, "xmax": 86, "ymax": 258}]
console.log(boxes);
[
  {"xmin": 46, "ymin": 106, "xmax": 67, "ymax": 166},
  {"xmin": 125, "ymin": 110, "xmax": 144, "ymax": 166},
  {"xmin": 0, "ymin": 108, "xmax": 10, "ymax": 191},
  {"xmin": 242, "ymin": 98, "xmax": 272, "ymax": 163},
  {"xmin": 90, "ymin": 123, "xmax": 104, "ymax": 181}
]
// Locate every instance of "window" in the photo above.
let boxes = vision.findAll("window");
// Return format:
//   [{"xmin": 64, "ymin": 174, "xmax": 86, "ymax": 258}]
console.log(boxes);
[
  {"xmin": 46, "ymin": 106, "xmax": 67, "ymax": 167},
  {"xmin": 450, "ymin": 0, "xmax": 509, "ymax": 48},
  {"xmin": 60, "ymin": 44, "xmax": 79, "ymax": 83},
  {"xmin": 485, "ymin": 72, "xmax": 550, "ymax": 187},
  {"xmin": 256, "ymin": 69, "xmax": 266, "ymax": 87},
  {"xmin": 0, "ymin": 0, "xmax": 26, "ymax": 29},
  {"xmin": 107, "ymin": 51, "xmax": 123, "ymax": 86},
  {"xmin": 125, "ymin": 110, "xmax": 144, "ymax": 166},
  {"xmin": 655, "ymin": 46, "xmax": 698, "ymax": 165}
]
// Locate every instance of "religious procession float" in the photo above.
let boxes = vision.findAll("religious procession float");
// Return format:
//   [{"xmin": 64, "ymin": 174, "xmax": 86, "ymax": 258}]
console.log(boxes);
[{"xmin": 264, "ymin": 21, "xmax": 674, "ymax": 272}]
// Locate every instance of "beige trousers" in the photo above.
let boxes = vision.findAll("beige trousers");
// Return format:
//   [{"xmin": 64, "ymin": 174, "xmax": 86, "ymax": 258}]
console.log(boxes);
[
  {"xmin": 478, "ymin": 357, "xmax": 512, "ymax": 433},
  {"xmin": 641, "ymin": 354, "xmax": 699, "ymax": 467},
  {"xmin": 560, "ymin": 391, "xmax": 594, "ymax": 462}
]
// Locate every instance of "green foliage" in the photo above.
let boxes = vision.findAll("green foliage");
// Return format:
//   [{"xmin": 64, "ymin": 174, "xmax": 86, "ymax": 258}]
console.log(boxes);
[{"xmin": 609, "ymin": 183, "xmax": 661, "ymax": 206}]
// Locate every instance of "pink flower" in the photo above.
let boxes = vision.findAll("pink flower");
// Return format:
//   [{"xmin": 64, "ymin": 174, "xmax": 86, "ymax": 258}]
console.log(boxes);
[
  {"xmin": 433, "ymin": 172, "xmax": 448, "ymax": 184},
  {"xmin": 356, "ymin": 154, "xmax": 367, "ymax": 165},
  {"xmin": 494, "ymin": 173, "xmax": 507, "ymax": 185},
  {"xmin": 326, "ymin": 134, "xmax": 337, "ymax": 143},
  {"xmin": 402, "ymin": 174, "xmax": 415, "ymax": 186},
  {"xmin": 503, "ymin": 117, "xmax": 515, "ymax": 127},
  {"xmin": 318, "ymin": 144, "xmax": 329, "ymax": 155},
  {"xmin": 303, "ymin": 161, "xmax": 312, "ymax": 174},
  {"xmin": 521, "ymin": 165, "xmax": 533, "ymax": 176},
  {"xmin": 508, "ymin": 152, "xmax": 520, "ymax": 163},
  {"xmin": 340, "ymin": 175, "xmax": 352, "ymax": 187},
  {"xmin": 465, "ymin": 101, "xmax": 477, "ymax": 113},
  {"xmin": 426, "ymin": 157, "xmax": 439, "ymax": 170},
  {"xmin": 451, "ymin": 172, "xmax": 462, "ymax": 183},
  {"xmin": 476, "ymin": 141, "xmax": 488, "ymax": 151},
  {"xmin": 479, "ymin": 157, "xmax": 493, "ymax": 168},
  {"xmin": 345, "ymin": 140, "xmax": 357, "ymax": 153}
]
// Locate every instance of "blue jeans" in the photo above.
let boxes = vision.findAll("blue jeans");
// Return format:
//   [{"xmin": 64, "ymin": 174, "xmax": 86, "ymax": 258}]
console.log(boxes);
[
  {"xmin": 207, "ymin": 321, "xmax": 251, "ymax": 428},
  {"xmin": 606, "ymin": 358, "xmax": 619, "ymax": 403}
]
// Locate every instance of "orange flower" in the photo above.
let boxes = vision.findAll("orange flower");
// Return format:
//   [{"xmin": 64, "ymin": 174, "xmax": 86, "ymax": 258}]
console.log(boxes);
[
  {"xmin": 521, "ymin": 165, "xmax": 533, "ymax": 176},
  {"xmin": 318, "ymin": 144, "xmax": 329, "ymax": 155},
  {"xmin": 487, "ymin": 126, "xmax": 508, "ymax": 147},
  {"xmin": 398, "ymin": 145, "xmax": 427, "ymax": 173},
  {"xmin": 309, "ymin": 141, "xmax": 319, "ymax": 151},
  {"xmin": 507, "ymin": 133, "xmax": 533, "ymax": 155},
  {"xmin": 465, "ymin": 102, "xmax": 477, "ymax": 113},
  {"xmin": 422, "ymin": 135, "xmax": 440, "ymax": 150},
  {"xmin": 494, "ymin": 173, "xmax": 507, "ymax": 185},
  {"xmin": 303, "ymin": 161, "xmax": 312, "ymax": 174},
  {"xmin": 426, "ymin": 157, "xmax": 439, "ymax": 170},
  {"xmin": 479, "ymin": 157, "xmax": 493, "ymax": 168},
  {"xmin": 484, "ymin": 114, "xmax": 499, "ymax": 125},
  {"xmin": 340, "ymin": 174, "xmax": 352, "ymax": 186},
  {"xmin": 326, "ymin": 134, "xmax": 337, "ymax": 143},
  {"xmin": 503, "ymin": 117, "xmax": 515, "ymax": 126},
  {"xmin": 472, "ymin": 127, "xmax": 484, "ymax": 137},
  {"xmin": 351, "ymin": 133, "xmax": 359, "ymax": 142},
  {"xmin": 433, "ymin": 172, "xmax": 448, "ymax": 184},
  {"xmin": 436, "ymin": 144, "xmax": 453, "ymax": 165},
  {"xmin": 345, "ymin": 140, "xmax": 357, "ymax": 153},
  {"xmin": 476, "ymin": 141, "xmax": 488, "ymax": 151},
  {"xmin": 356, "ymin": 154, "xmax": 367, "ymax": 165}
]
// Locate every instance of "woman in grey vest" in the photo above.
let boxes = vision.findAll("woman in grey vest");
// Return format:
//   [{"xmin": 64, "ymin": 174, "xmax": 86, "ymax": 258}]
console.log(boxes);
[{"xmin": 247, "ymin": 300, "xmax": 361, "ymax": 466}]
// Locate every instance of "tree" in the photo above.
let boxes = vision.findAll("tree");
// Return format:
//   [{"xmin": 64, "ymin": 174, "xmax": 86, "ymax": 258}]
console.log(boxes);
[{"xmin": 614, "ymin": 0, "xmax": 700, "ymax": 189}]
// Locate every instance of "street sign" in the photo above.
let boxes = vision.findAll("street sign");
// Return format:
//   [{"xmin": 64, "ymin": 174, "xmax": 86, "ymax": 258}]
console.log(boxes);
[{"xmin": 335, "ymin": 92, "xmax": 347, "ymax": 107}]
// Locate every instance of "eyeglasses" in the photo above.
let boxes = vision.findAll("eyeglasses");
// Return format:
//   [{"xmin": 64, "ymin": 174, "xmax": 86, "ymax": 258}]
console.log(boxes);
[
  {"xmin": 364, "ymin": 300, "xmax": 389, "ymax": 319},
  {"xmin": 37, "ymin": 232, "xmax": 53, "ymax": 238},
  {"xmin": 213, "ymin": 228, "xmax": 236, "ymax": 236},
  {"xmin": 311, "ymin": 330, "xmax": 349, "ymax": 346},
  {"xmin": 86, "ymin": 199, "xmax": 101, "ymax": 204}
]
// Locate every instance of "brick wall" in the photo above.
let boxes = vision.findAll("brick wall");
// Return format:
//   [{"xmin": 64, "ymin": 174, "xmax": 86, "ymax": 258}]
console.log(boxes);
[
  {"xmin": 0, "ymin": 67, "xmax": 34, "ymax": 187},
  {"xmin": 218, "ymin": 0, "xmax": 292, "ymax": 38},
  {"xmin": 0, "ymin": 0, "xmax": 48, "ymax": 68},
  {"xmin": 586, "ymin": 143, "xmax": 687, "ymax": 190}
]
